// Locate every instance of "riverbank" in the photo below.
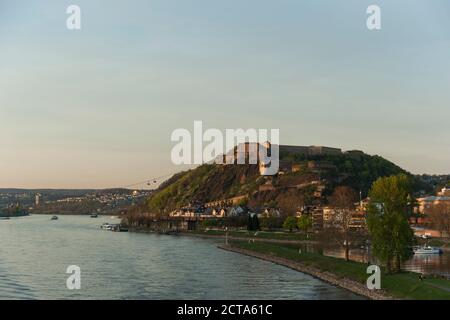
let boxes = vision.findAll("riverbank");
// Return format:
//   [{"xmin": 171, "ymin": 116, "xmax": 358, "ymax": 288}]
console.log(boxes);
[
  {"xmin": 128, "ymin": 227, "xmax": 319, "ymax": 245},
  {"xmin": 180, "ymin": 230, "xmax": 319, "ymax": 245},
  {"xmin": 219, "ymin": 243, "xmax": 390, "ymax": 300},
  {"xmin": 130, "ymin": 226, "xmax": 450, "ymax": 251},
  {"xmin": 220, "ymin": 241, "xmax": 450, "ymax": 300}
]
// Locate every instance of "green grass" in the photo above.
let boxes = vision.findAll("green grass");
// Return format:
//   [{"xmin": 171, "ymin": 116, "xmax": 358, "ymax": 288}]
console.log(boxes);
[
  {"xmin": 189, "ymin": 229, "xmax": 312, "ymax": 241},
  {"xmin": 229, "ymin": 241, "xmax": 450, "ymax": 300}
]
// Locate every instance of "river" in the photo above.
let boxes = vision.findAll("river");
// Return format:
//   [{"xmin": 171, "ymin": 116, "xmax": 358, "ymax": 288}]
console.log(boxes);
[
  {"xmin": 323, "ymin": 247, "xmax": 450, "ymax": 278},
  {"xmin": 0, "ymin": 215, "xmax": 361, "ymax": 300}
]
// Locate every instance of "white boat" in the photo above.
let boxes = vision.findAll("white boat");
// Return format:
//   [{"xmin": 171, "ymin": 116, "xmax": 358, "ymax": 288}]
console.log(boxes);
[
  {"xmin": 101, "ymin": 223, "xmax": 112, "ymax": 230},
  {"xmin": 413, "ymin": 246, "xmax": 442, "ymax": 255}
]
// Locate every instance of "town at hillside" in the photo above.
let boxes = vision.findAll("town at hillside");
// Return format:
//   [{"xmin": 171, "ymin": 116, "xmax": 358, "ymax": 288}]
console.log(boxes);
[{"xmin": 123, "ymin": 143, "xmax": 449, "ymax": 241}]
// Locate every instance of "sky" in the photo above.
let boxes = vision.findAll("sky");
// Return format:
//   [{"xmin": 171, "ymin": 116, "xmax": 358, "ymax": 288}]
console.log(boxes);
[{"xmin": 0, "ymin": 0, "xmax": 449, "ymax": 189}]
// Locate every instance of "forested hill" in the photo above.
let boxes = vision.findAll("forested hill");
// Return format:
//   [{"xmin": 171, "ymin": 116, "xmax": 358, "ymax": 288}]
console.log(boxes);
[{"xmin": 142, "ymin": 150, "xmax": 433, "ymax": 215}]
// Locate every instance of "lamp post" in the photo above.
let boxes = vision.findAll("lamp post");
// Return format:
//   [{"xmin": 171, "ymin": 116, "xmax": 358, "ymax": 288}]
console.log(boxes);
[{"xmin": 225, "ymin": 227, "xmax": 228, "ymax": 246}]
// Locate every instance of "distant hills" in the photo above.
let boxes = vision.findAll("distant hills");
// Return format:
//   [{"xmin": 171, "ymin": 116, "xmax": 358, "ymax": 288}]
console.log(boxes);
[{"xmin": 0, "ymin": 188, "xmax": 150, "ymax": 215}]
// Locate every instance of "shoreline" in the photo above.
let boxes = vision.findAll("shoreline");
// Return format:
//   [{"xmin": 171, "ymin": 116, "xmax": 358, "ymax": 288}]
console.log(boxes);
[
  {"xmin": 218, "ymin": 244, "xmax": 394, "ymax": 300},
  {"xmin": 132, "ymin": 227, "xmax": 450, "ymax": 253},
  {"xmin": 129, "ymin": 227, "xmax": 319, "ymax": 245},
  {"xmin": 178, "ymin": 231, "xmax": 319, "ymax": 245}
]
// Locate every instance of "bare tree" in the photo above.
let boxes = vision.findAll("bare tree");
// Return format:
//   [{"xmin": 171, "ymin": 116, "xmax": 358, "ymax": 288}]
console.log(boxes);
[
  {"xmin": 329, "ymin": 186, "xmax": 358, "ymax": 209},
  {"xmin": 429, "ymin": 203, "xmax": 450, "ymax": 237},
  {"xmin": 322, "ymin": 186, "xmax": 359, "ymax": 261}
]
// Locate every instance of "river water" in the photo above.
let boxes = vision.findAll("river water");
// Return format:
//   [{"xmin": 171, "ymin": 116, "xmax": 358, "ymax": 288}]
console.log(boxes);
[
  {"xmin": 0, "ymin": 215, "xmax": 360, "ymax": 300},
  {"xmin": 324, "ymin": 247, "xmax": 450, "ymax": 278}
]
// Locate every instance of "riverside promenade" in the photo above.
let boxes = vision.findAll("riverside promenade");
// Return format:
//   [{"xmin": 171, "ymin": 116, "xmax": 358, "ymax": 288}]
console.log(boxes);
[{"xmin": 218, "ymin": 244, "xmax": 393, "ymax": 300}]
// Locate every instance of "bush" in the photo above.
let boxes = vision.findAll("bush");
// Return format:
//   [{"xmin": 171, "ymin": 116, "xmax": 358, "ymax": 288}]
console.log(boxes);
[
  {"xmin": 260, "ymin": 217, "xmax": 283, "ymax": 230},
  {"xmin": 283, "ymin": 216, "xmax": 298, "ymax": 232}
]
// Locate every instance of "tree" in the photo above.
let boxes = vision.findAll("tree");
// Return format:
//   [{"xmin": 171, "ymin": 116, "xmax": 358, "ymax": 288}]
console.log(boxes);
[
  {"xmin": 254, "ymin": 214, "xmax": 260, "ymax": 230},
  {"xmin": 429, "ymin": 203, "xmax": 450, "ymax": 237},
  {"xmin": 260, "ymin": 216, "xmax": 282, "ymax": 230},
  {"xmin": 247, "ymin": 214, "xmax": 260, "ymax": 231},
  {"xmin": 303, "ymin": 186, "xmax": 316, "ymax": 206},
  {"xmin": 297, "ymin": 215, "xmax": 312, "ymax": 234},
  {"xmin": 323, "ymin": 186, "xmax": 359, "ymax": 261},
  {"xmin": 277, "ymin": 192, "xmax": 302, "ymax": 216},
  {"xmin": 283, "ymin": 216, "xmax": 298, "ymax": 232},
  {"xmin": 329, "ymin": 186, "xmax": 358, "ymax": 209},
  {"xmin": 366, "ymin": 174, "xmax": 415, "ymax": 273}
]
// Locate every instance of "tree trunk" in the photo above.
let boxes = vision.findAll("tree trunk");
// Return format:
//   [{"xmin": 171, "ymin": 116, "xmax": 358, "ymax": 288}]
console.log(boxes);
[
  {"xmin": 345, "ymin": 245, "xmax": 349, "ymax": 261},
  {"xmin": 395, "ymin": 255, "xmax": 401, "ymax": 273},
  {"xmin": 386, "ymin": 257, "xmax": 392, "ymax": 274}
]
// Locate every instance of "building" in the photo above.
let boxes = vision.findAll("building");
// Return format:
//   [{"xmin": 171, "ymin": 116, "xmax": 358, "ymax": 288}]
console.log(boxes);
[
  {"xmin": 259, "ymin": 179, "xmax": 276, "ymax": 192},
  {"xmin": 258, "ymin": 208, "xmax": 281, "ymax": 218},
  {"xmin": 228, "ymin": 206, "xmax": 248, "ymax": 217},
  {"xmin": 296, "ymin": 205, "xmax": 323, "ymax": 231},
  {"xmin": 204, "ymin": 195, "xmax": 248, "ymax": 208},
  {"xmin": 279, "ymin": 145, "xmax": 342, "ymax": 156},
  {"xmin": 438, "ymin": 187, "xmax": 450, "ymax": 197},
  {"xmin": 307, "ymin": 161, "xmax": 337, "ymax": 172},
  {"xmin": 301, "ymin": 206, "xmax": 366, "ymax": 231},
  {"xmin": 218, "ymin": 143, "xmax": 342, "ymax": 176},
  {"xmin": 417, "ymin": 196, "xmax": 450, "ymax": 215}
]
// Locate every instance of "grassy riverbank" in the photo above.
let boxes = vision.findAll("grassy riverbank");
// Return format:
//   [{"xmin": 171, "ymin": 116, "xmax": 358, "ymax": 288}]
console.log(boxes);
[
  {"xmin": 188, "ymin": 229, "xmax": 312, "ymax": 241},
  {"xmin": 228, "ymin": 241, "xmax": 450, "ymax": 300}
]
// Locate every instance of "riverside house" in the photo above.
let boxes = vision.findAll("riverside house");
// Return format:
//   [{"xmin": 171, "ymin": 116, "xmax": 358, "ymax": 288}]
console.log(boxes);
[
  {"xmin": 417, "ymin": 196, "xmax": 450, "ymax": 215},
  {"xmin": 170, "ymin": 205, "xmax": 250, "ymax": 219}
]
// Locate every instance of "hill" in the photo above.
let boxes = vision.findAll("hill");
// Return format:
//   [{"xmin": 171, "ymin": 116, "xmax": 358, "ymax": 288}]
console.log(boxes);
[{"xmin": 143, "ymin": 148, "xmax": 433, "ymax": 215}]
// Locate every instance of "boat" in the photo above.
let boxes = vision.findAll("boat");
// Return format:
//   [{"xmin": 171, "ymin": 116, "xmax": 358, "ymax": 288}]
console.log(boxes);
[
  {"xmin": 50, "ymin": 216, "xmax": 58, "ymax": 221},
  {"xmin": 90, "ymin": 214, "xmax": 98, "ymax": 218},
  {"xmin": 101, "ymin": 223, "xmax": 127, "ymax": 232},
  {"xmin": 413, "ymin": 245, "xmax": 442, "ymax": 255},
  {"xmin": 111, "ymin": 224, "xmax": 128, "ymax": 232},
  {"xmin": 101, "ymin": 223, "xmax": 112, "ymax": 230}
]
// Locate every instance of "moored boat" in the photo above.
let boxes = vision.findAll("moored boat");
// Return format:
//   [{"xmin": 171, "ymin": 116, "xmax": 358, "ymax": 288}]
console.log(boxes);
[
  {"xmin": 101, "ymin": 223, "xmax": 112, "ymax": 230},
  {"xmin": 413, "ymin": 245, "xmax": 442, "ymax": 255},
  {"xmin": 111, "ymin": 224, "xmax": 128, "ymax": 232},
  {"xmin": 50, "ymin": 216, "xmax": 58, "ymax": 221},
  {"xmin": 101, "ymin": 223, "xmax": 127, "ymax": 232}
]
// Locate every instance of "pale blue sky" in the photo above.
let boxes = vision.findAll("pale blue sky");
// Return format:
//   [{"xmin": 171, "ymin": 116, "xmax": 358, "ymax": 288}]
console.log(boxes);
[{"xmin": 1, "ymin": 0, "xmax": 449, "ymax": 188}]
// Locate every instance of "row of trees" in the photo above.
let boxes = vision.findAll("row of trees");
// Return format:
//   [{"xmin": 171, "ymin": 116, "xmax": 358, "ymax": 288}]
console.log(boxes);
[
  {"xmin": 282, "ymin": 215, "xmax": 312, "ymax": 233},
  {"xmin": 321, "ymin": 175, "xmax": 416, "ymax": 272},
  {"xmin": 0, "ymin": 204, "xmax": 29, "ymax": 217},
  {"xmin": 285, "ymin": 175, "xmax": 417, "ymax": 272},
  {"xmin": 206, "ymin": 174, "xmax": 418, "ymax": 273}
]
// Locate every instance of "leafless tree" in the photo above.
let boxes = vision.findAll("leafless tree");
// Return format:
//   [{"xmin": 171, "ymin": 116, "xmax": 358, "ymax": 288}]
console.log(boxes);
[
  {"xmin": 429, "ymin": 203, "xmax": 450, "ymax": 237},
  {"xmin": 321, "ymin": 186, "xmax": 359, "ymax": 261}
]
